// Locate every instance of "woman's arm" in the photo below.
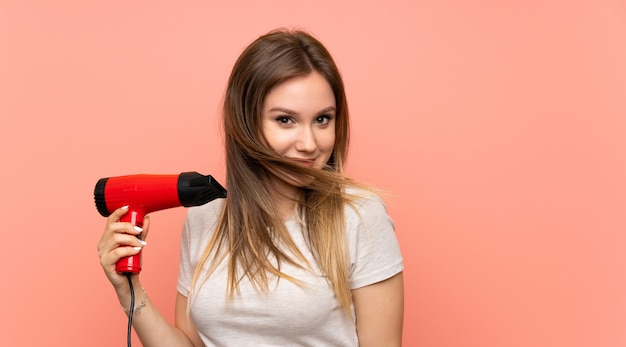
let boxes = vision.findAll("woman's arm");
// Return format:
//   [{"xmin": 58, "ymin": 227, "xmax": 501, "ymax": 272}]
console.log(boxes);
[
  {"xmin": 114, "ymin": 279, "xmax": 200, "ymax": 346},
  {"xmin": 352, "ymin": 272, "xmax": 404, "ymax": 347},
  {"xmin": 97, "ymin": 206, "xmax": 201, "ymax": 347},
  {"xmin": 175, "ymin": 293, "xmax": 204, "ymax": 346}
]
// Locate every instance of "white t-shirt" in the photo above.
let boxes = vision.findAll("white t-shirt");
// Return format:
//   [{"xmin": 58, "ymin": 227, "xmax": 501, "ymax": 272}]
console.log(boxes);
[{"xmin": 177, "ymin": 190, "xmax": 404, "ymax": 346}]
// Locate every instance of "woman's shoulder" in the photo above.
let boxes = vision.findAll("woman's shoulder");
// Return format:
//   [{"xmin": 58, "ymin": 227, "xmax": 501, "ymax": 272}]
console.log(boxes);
[
  {"xmin": 344, "ymin": 186, "xmax": 387, "ymax": 210},
  {"xmin": 185, "ymin": 197, "xmax": 225, "ymax": 226},
  {"xmin": 343, "ymin": 186, "xmax": 392, "ymax": 225}
]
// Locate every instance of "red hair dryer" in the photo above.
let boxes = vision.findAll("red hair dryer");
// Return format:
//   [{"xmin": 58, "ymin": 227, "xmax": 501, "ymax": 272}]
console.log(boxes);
[{"xmin": 94, "ymin": 172, "xmax": 226, "ymax": 274}]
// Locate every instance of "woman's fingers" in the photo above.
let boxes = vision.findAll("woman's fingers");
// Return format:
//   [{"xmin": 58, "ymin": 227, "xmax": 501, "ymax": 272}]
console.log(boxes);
[
  {"xmin": 98, "ymin": 222, "xmax": 143, "ymax": 254},
  {"xmin": 97, "ymin": 206, "xmax": 148, "ymax": 268},
  {"xmin": 100, "ymin": 240, "xmax": 142, "ymax": 265},
  {"xmin": 96, "ymin": 206, "xmax": 151, "ymax": 290},
  {"xmin": 107, "ymin": 204, "xmax": 130, "ymax": 223}
]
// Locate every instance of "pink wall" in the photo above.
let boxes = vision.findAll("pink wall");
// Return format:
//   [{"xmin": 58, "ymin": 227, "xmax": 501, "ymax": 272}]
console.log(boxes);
[{"xmin": 2, "ymin": 1, "xmax": 625, "ymax": 346}]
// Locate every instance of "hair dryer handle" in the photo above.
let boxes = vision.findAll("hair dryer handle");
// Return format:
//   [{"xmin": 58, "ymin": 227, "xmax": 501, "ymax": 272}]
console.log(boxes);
[{"xmin": 116, "ymin": 210, "xmax": 144, "ymax": 274}]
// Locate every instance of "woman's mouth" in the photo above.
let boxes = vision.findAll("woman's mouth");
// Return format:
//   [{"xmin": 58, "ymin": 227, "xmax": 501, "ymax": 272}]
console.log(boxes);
[{"xmin": 290, "ymin": 158, "xmax": 316, "ymax": 167}]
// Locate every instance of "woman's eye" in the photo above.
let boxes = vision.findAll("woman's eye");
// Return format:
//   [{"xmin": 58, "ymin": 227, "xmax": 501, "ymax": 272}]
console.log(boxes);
[
  {"xmin": 276, "ymin": 116, "xmax": 293, "ymax": 125},
  {"xmin": 316, "ymin": 115, "xmax": 333, "ymax": 125}
]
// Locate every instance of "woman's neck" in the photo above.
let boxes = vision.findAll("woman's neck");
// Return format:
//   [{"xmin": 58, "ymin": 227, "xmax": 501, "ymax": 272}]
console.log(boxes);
[{"xmin": 268, "ymin": 179, "xmax": 301, "ymax": 221}]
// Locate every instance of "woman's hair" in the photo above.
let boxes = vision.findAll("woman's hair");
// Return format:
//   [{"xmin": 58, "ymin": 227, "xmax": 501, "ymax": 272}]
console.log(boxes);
[{"xmin": 190, "ymin": 29, "xmax": 360, "ymax": 314}]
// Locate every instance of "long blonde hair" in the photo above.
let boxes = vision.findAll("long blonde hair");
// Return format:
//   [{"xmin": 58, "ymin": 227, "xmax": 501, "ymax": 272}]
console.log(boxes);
[{"xmin": 189, "ymin": 29, "xmax": 361, "ymax": 315}]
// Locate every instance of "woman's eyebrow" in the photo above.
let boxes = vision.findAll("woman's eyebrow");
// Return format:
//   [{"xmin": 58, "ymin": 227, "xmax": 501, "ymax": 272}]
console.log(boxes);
[
  {"xmin": 267, "ymin": 106, "xmax": 336, "ymax": 115},
  {"xmin": 268, "ymin": 107, "xmax": 297, "ymax": 114},
  {"xmin": 317, "ymin": 106, "xmax": 337, "ymax": 114}
]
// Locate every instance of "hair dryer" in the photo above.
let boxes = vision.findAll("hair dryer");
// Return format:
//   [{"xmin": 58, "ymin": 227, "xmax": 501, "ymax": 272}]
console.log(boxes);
[{"xmin": 94, "ymin": 172, "xmax": 226, "ymax": 274}]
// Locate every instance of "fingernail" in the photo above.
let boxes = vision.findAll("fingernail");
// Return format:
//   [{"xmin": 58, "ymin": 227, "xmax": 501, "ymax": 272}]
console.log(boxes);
[
  {"xmin": 121, "ymin": 205, "xmax": 129, "ymax": 210},
  {"xmin": 133, "ymin": 246, "xmax": 142, "ymax": 251},
  {"xmin": 134, "ymin": 226, "xmax": 143, "ymax": 232},
  {"xmin": 138, "ymin": 240, "xmax": 147, "ymax": 246}
]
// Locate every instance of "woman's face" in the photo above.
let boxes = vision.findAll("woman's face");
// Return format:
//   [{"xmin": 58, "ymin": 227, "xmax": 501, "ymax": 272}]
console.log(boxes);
[{"xmin": 261, "ymin": 71, "xmax": 336, "ymax": 187}]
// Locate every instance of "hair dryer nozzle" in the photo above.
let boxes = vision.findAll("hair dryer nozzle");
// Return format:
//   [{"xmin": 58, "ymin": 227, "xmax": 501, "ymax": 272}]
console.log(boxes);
[{"xmin": 178, "ymin": 172, "xmax": 227, "ymax": 207}]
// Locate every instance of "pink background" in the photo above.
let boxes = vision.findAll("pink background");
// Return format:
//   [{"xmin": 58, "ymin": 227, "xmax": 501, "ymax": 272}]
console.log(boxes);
[{"xmin": 1, "ymin": 1, "xmax": 625, "ymax": 346}]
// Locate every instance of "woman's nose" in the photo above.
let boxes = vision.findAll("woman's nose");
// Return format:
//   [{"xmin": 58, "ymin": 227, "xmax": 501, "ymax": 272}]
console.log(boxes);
[{"xmin": 295, "ymin": 126, "xmax": 316, "ymax": 152}]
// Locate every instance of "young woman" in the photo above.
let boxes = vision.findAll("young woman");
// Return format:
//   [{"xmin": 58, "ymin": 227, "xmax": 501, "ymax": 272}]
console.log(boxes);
[{"xmin": 98, "ymin": 29, "xmax": 404, "ymax": 346}]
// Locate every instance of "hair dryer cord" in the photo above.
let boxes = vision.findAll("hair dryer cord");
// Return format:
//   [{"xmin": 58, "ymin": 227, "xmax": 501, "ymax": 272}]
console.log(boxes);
[{"xmin": 126, "ymin": 273, "xmax": 135, "ymax": 347}]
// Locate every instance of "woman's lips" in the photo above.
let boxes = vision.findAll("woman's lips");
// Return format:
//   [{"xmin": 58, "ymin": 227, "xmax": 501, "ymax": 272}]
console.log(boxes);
[{"xmin": 290, "ymin": 158, "xmax": 316, "ymax": 167}]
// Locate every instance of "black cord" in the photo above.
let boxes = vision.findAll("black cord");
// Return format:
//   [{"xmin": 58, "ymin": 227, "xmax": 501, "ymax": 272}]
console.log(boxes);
[{"xmin": 126, "ymin": 273, "xmax": 135, "ymax": 347}]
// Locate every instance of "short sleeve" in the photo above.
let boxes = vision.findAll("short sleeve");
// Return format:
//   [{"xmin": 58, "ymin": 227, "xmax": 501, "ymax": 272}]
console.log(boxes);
[{"xmin": 347, "ymin": 193, "xmax": 404, "ymax": 289}]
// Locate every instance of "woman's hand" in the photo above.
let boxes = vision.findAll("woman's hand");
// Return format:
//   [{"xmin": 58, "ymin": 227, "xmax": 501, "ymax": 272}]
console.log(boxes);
[{"xmin": 96, "ymin": 206, "xmax": 150, "ymax": 292}]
